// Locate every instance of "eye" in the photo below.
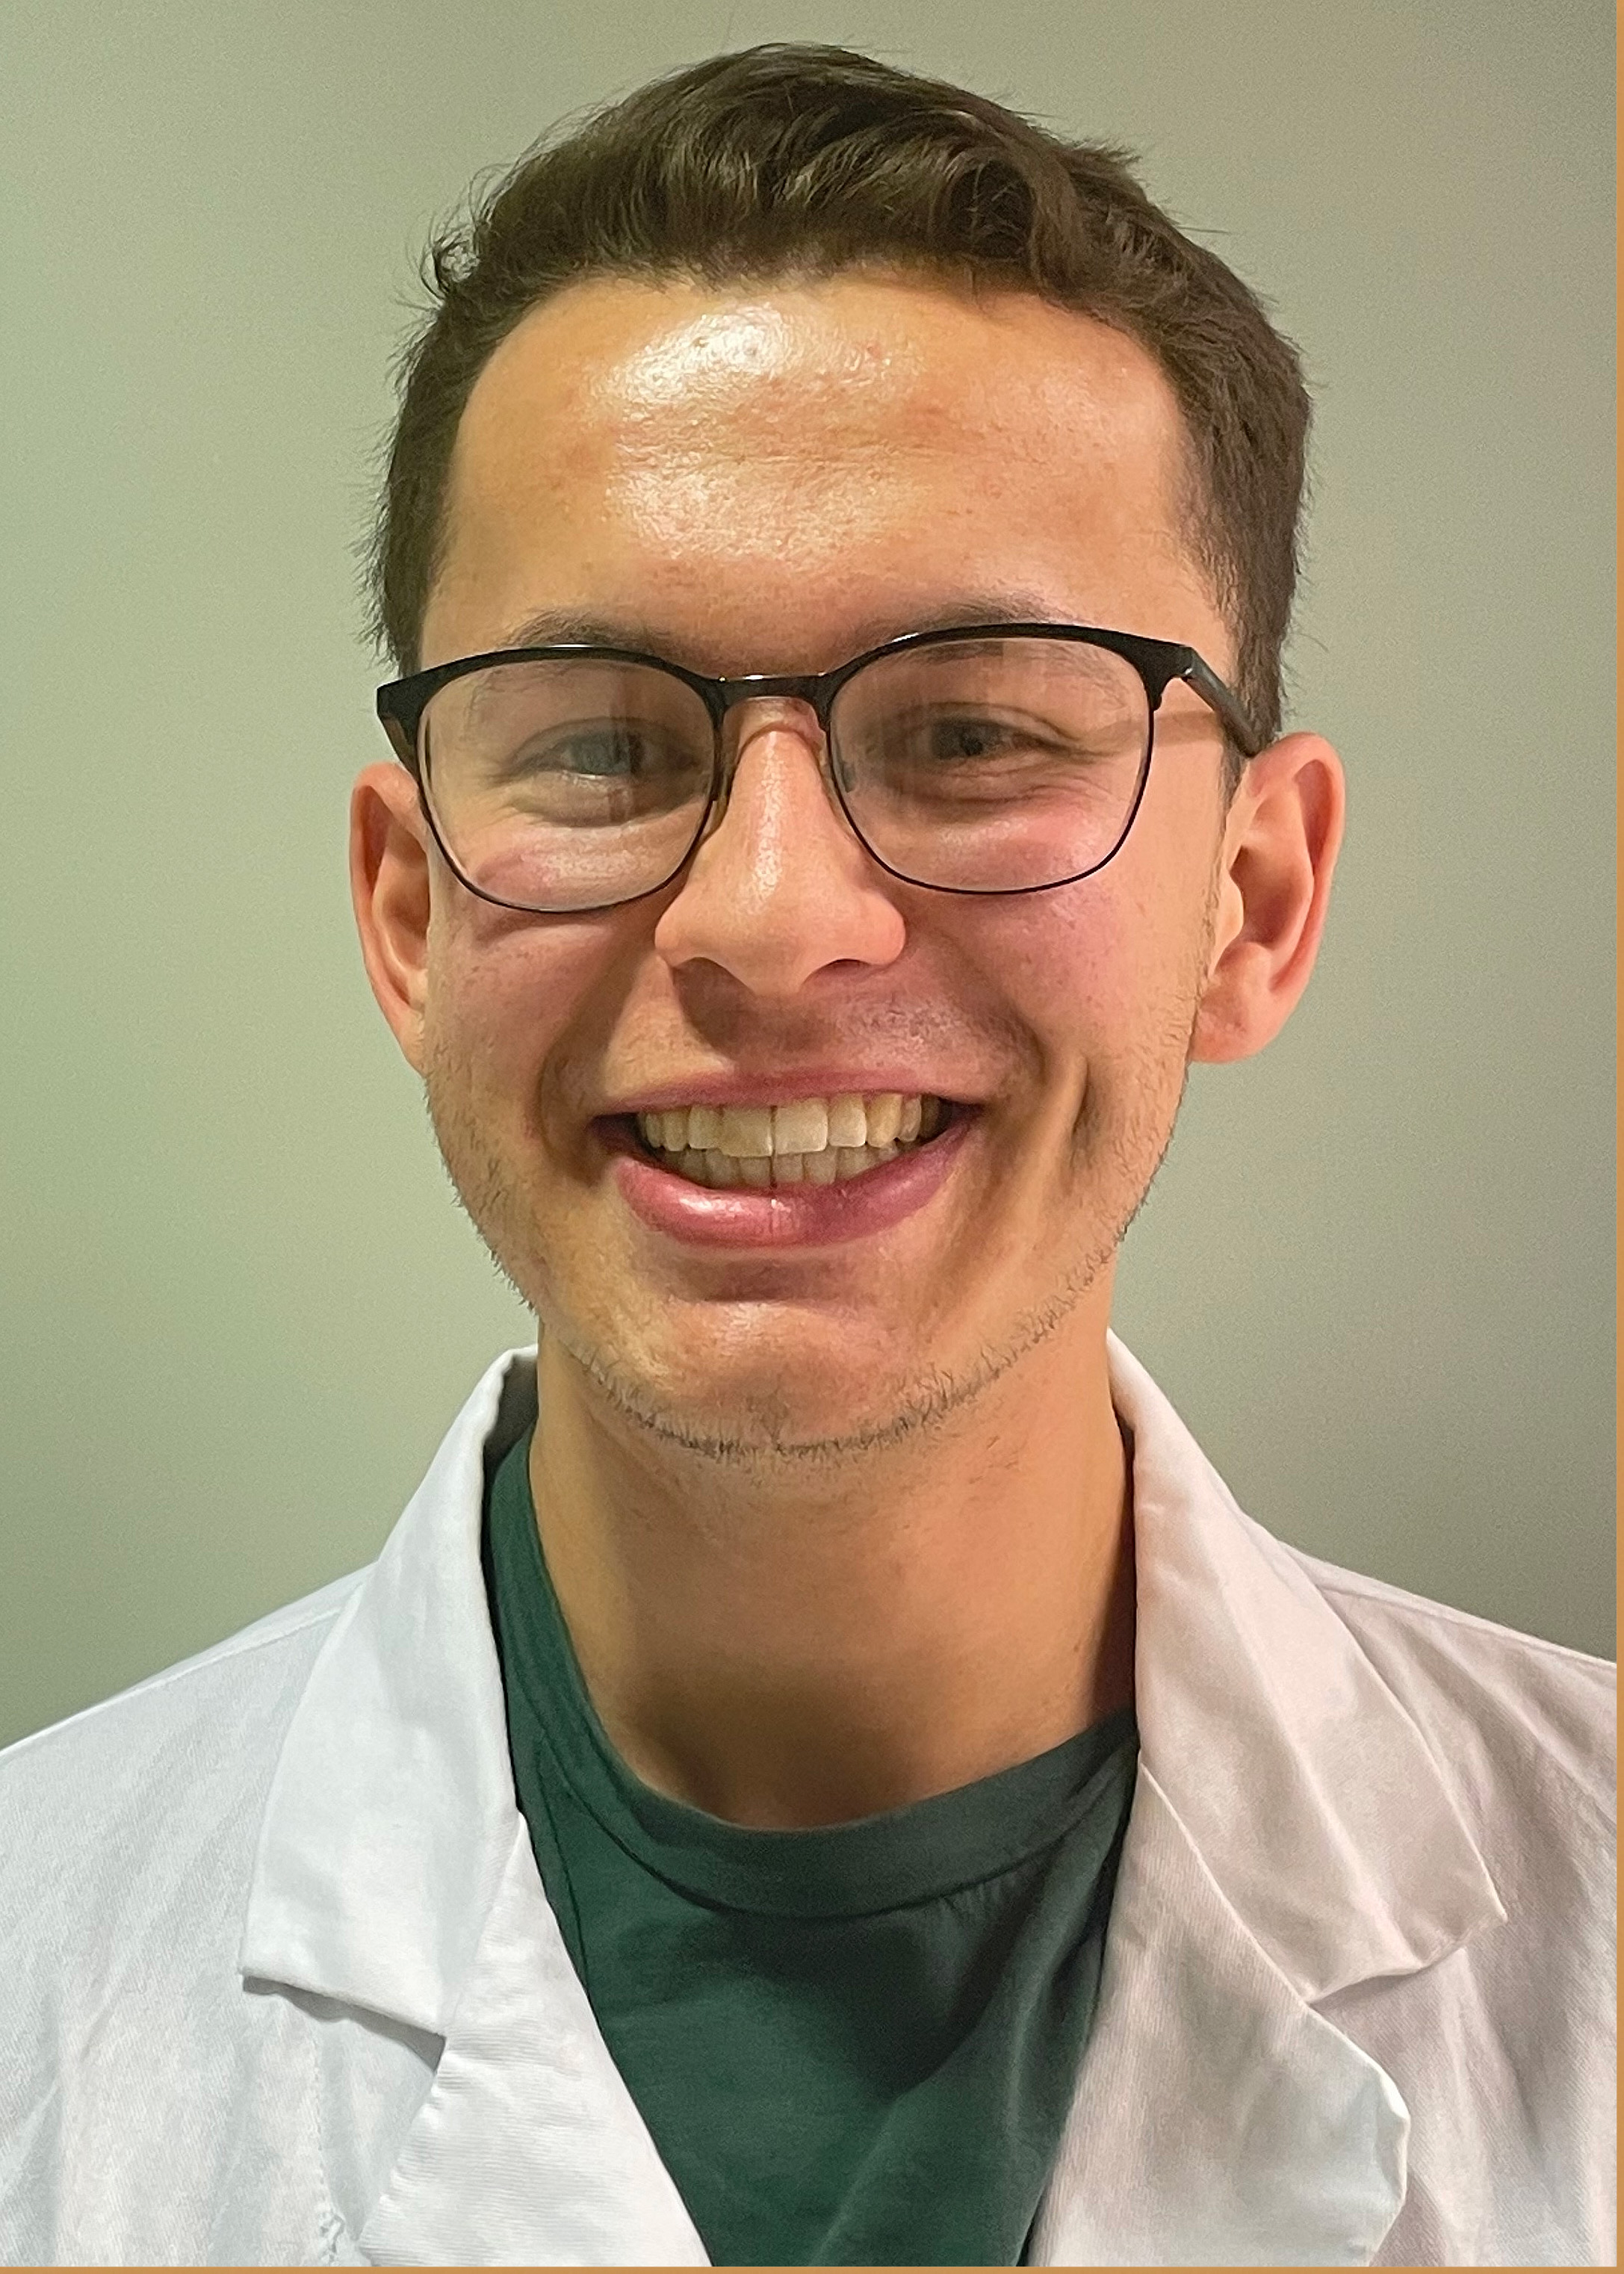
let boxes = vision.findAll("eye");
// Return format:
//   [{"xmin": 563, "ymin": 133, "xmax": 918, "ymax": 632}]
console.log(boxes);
[
  {"xmin": 921, "ymin": 712, "xmax": 1033, "ymax": 763},
  {"xmin": 510, "ymin": 722, "xmax": 681, "ymax": 778}
]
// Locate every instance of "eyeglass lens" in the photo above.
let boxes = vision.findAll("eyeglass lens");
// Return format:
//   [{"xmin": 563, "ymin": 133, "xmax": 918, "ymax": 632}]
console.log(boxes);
[{"xmin": 418, "ymin": 637, "xmax": 1153, "ymax": 913}]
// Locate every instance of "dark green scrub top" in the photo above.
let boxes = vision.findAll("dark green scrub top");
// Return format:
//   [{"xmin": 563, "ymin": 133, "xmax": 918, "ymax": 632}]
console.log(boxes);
[{"xmin": 483, "ymin": 1428, "xmax": 1138, "ymax": 2269}]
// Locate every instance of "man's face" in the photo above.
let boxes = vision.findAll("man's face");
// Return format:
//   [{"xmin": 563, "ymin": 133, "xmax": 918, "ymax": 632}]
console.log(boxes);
[{"xmin": 393, "ymin": 273, "xmax": 1239, "ymax": 1456}]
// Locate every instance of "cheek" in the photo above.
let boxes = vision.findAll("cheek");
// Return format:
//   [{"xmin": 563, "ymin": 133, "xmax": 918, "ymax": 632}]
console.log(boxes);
[
  {"xmin": 960, "ymin": 877, "xmax": 1186, "ymax": 1070},
  {"xmin": 421, "ymin": 899, "xmax": 622, "ymax": 1128},
  {"xmin": 950, "ymin": 869, "xmax": 1212, "ymax": 1198}
]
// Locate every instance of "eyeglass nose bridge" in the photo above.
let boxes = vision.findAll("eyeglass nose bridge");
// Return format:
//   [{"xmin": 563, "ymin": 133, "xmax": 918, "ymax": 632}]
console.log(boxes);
[
  {"xmin": 713, "ymin": 670, "xmax": 840, "ymax": 713},
  {"xmin": 698, "ymin": 675, "xmax": 849, "ymax": 827}
]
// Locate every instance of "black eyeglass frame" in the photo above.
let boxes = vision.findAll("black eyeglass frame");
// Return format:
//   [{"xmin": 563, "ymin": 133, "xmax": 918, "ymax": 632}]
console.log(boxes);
[{"xmin": 375, "ymin": 622, "xmax": 1263, "ymax": 917}]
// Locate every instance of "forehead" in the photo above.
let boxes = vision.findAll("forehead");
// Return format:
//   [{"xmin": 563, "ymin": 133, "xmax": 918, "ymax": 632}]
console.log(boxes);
[{"xmin": 427, "ymin": 272, "xmax": 1211, "ymax": 670}]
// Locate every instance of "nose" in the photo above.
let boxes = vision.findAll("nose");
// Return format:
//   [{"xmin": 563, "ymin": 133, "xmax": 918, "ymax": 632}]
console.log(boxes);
[{"xmin": 651, "ymin": 699, "xmax": 906, "ymax": 995}]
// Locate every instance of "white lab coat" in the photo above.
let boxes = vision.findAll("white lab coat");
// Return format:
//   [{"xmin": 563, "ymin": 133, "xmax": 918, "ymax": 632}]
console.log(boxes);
[{"xmin": 0, "ymin": 1336, "xmax": 1613, "ymax": 2267}]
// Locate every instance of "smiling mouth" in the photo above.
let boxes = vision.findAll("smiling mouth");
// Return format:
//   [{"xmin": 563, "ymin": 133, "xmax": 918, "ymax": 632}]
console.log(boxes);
[{"xmin": 616, "ymin": 1091, "xmax": 966, "ymax": 1189}]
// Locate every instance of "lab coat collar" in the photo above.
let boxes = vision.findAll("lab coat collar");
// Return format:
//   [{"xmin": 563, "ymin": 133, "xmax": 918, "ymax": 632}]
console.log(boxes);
[
  {"xmin": 241, "ymin": 1348, "xmax": 709, "ymax": 2262},
  {"xmin": 241, "ymin": 1336, "xmax": 1504, "ymax": 2265},
  {"xmin": 241, "ymin": 1347, "xmax": 530, "ymax": 2039},
  {"xmin": 1106, "ymin": 1333, "xmax": 1502, "ymax": 2003},
  {"xmin": 1032, "ymin": 1346, "xmax": 1504, "ymax": 2266}
]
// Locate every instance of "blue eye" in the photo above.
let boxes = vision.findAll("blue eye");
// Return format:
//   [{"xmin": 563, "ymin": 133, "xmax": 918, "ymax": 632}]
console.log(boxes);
[
  {"xmin": 544, "ymin": 726, "xmax": 657, "ymax": 775},
  {"xmin": 493, "ymin": 720, "xmax": 706, "ymax": 785},
  {"xmin": 923, "ymin": 713, "xmax": 1026, "ymax": 763}
]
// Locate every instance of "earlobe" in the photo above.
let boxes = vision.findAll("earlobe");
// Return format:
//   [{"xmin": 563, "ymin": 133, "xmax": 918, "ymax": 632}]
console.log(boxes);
[
  {"xmin": 1188, "ymin": 733, "xmax": 1345, "ymax": 1065},
  {"xmin": 349, "ymin": 763, "xmax": 434, "ymax": 1074}
]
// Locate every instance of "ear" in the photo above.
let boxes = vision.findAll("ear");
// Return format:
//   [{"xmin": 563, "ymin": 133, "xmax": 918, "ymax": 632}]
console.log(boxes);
[
  {"xmin": 1189, "ymin": 732, "xmax": 1346, "ymax": 1065},
  {"xmin": 349, "ymin": 761, "xmax": 433, "ymax": 1075}
]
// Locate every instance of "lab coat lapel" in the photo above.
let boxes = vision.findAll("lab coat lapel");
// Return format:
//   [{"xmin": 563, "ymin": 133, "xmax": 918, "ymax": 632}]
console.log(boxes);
[
  {"xmin": 1028, "ymin": 1768, "xmax": 1409, "ymax": 2267},
  {"xmin": 356, "ymin": 1820, "xmax": 707, "ymax": 2268},
  {"xmin": 1023, "ymin": 1339, "xmax": 1506, "ymax": 2267},
  {"xmin": 243, "ymin": 1348, "xmax": 707, "ymax": 2265}
]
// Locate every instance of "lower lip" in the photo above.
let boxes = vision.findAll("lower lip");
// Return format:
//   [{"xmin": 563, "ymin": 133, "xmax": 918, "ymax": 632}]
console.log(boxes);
[{"xmin": 603, "ymin": 1113, "xmax": 976, "ymax": 1249}]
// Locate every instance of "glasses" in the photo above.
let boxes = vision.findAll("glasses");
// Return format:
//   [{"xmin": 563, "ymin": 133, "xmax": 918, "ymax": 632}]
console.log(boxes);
[{"xmin": 375, "ymin": 623, "xmax": 1261, "ymax": 917}]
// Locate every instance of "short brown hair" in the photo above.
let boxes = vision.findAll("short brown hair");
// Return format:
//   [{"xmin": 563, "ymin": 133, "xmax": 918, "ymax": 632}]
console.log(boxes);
[{"xmin": 368, "ymin": 43, "xmax": 1311, "ymax": 763}]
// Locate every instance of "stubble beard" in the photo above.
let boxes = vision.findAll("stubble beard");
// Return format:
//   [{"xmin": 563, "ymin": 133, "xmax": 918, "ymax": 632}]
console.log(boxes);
[{"xmin": 422, "ymin": 989, "xmax": 1201, "ymax": 1477}]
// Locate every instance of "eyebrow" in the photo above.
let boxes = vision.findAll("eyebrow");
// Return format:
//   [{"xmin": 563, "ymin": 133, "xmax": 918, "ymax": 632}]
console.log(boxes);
[{"xmin": 492, "ymin": 589, "xmax": 1087, "ymax": 668}]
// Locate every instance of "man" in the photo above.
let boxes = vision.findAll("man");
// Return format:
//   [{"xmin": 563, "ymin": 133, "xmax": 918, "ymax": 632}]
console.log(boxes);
[{"xmin": 0, "ymin": 43, "xmax": 1612, "ymax": 2270}]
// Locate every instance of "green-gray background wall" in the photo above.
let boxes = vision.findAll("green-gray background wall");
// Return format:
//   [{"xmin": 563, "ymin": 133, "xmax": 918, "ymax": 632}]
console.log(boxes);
[{"xmin": 1, "ymin": 0, "xmax": 1614, "ymax": 1748}]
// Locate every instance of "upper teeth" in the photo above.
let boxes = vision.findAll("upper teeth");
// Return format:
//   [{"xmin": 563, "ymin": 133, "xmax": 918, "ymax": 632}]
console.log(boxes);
[{"xmin": 636, "ymin": 1093, "xmax": 940, "ymax": 1158}]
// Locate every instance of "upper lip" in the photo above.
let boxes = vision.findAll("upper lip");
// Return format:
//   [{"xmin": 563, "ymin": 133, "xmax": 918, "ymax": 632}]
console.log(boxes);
[{"xmin": 598, "ymin": 1071, "xmax": 981, "ymax": 1116}]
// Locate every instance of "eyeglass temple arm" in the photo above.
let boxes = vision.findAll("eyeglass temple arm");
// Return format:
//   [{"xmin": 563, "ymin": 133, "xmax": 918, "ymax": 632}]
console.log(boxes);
[
  {"xmin": 1177, "ymin": 653, "xmax": 1265, "ymax": 759},
  {"xmin": 378, "ymin": 706, "xmax": 424, "ymax": 775}
]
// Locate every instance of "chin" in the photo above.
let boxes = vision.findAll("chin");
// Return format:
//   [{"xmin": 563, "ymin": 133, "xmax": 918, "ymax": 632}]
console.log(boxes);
[
  {"xmin": 546, "ymin": 1305, "xmax": 941, "ymax": 1460},
  {"xmin": 630, "ymin": 1348, "xmax": 914, "ymax": 1458}
]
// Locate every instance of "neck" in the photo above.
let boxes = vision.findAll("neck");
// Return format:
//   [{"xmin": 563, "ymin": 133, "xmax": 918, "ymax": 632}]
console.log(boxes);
[{"xmin": 527, "ymin": 1314, "xmax": 1134, "ymax": 1830}]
